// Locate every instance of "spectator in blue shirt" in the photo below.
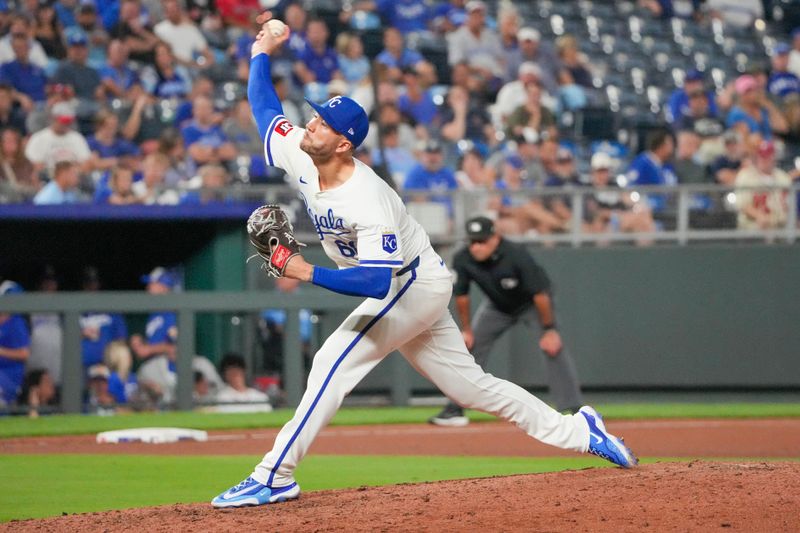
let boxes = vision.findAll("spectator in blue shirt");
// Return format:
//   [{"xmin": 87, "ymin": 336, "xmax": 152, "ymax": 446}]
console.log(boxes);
[
  {"xmin": 0, "ymin": 280, "xmax": 30, "ymax": 407},
  {"xmin": 0, "ymin": 31, "xmax": 48, "ymax": 104},
  {"xmin": 99, "ymin": 39, "xmax": 140, "ymax": 100},
  {"xmin": 666, "ymin": 69, "xmax": 719, "ymax": 125},
  {"xmin": 140, "ymin": 42, "xmax": 192, "ymax": 99},
  {"xmin": 87, "ymin": 108, "xmax": 140, "ymax": 174},
  {"xmin": 433, "ymin": 0, "xmax": 468, "ymax": 33},
  {"xmin": 284, "ymin": 2, "xmax": 308, "ymax": 57},
  {"xmin": 362, "ymin": 0, "xmax": 431, "ymax": 35},
  {"xmin": 95, "ymin": 166, "xmax": 140, "ymax": 204},
  {"xmin": 294, "ymin": 18, "xmax": 341, "ymax": 85},
  {"xmin": 404, "ymin": 139, "xmax": 458, "ymax": 213},
  {"xmin": 767, "ymin": 42, "xmax": 800, "ymax": 135},
  {"xmin": 371, "ymin": 124, "xmax": 417, "ymax": 184},
  {"xmin": 181, "ymin": 95, "xmax": 238, "ymax": 171},
  {"xmin": 336, "ymin": 32, "xmax": 370, "ymax": 86},
  {"xmin": 131, "ymin": 267, "xmax": 179, "ymax": 404},
  {"xmin": 33, "ymin": 160, "xmax": 82, "ymax": 205},
  {"xmin": 54, "ymin": 0, "xmax": 79, "ymax": 29},
  {"xmin": 768, "ymin": 43, "xmax": 800, "ymax": 98},
  {"xmin": 398, "ymin": 66, "xmax": 440, "ymax": 129},
  {"xmin": 79, "ymin": 266, "xmax": 129, "ymax": 369},
  {"xmin": 375, "ymin": 27, "xmax": 424, "ymax": 83},
  {"xmin": 626, "ymin": 128, "xmax": 677, "ymax": 211},
  {"xmin": 727, "ymin": 74, "xmax": 789, "ymax": 143},
  {"xmin": 394, "ymin": 0, "xmax": 433, "ymax": 33}
]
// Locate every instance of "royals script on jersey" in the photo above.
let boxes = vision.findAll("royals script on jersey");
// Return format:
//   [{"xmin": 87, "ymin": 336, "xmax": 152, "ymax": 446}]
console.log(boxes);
[{"xmin": 263, "ymin": 114, "xmax": 448, "ymax": 277}]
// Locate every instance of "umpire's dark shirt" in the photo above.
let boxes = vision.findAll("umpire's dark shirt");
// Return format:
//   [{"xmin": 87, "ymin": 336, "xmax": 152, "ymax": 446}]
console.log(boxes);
[{"xmin": 453, "ymin": 239, "xmax": 551, "ymax": 315}]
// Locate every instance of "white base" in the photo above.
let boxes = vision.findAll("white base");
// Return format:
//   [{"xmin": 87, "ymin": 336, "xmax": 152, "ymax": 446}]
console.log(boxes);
[{"xmin": 96, "ymin": 427, "xmax": 208, "ymax": 444}]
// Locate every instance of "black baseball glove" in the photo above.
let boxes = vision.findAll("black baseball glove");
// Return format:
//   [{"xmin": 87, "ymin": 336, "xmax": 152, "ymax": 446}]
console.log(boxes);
[{"xmin": 246, "ymin": 204, "xmax": 304, "ymax": 277}]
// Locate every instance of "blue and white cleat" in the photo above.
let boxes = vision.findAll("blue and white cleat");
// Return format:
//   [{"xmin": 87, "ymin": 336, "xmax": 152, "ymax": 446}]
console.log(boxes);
[
  {"xmin": 211, "ymin": 476, "xmax": 300, "ymax": 508},
  {"xmin": 579, "ymin": 406, "xmax": 638, "ymax": 468}
]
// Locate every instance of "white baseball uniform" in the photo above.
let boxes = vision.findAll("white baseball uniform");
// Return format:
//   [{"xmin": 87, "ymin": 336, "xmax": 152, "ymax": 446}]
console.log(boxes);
[{"xmin": 250, "ymin": 114, "xmax": 590, "ymax": 488}]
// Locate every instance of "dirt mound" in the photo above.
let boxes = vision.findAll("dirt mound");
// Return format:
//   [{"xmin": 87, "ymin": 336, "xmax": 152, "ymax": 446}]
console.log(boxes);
[{"xmin": 5, "ymin": 462, "xmax": 798, "ymax": 532}]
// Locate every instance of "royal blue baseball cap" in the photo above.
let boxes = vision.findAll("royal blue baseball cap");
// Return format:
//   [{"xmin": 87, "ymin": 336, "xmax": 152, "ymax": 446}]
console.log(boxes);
[
  {"xmin": 66, "ymin": 29, "xmax": 88, "ymax": 46},
  {"xmin": 0, "ymin": 280, "xmax": 23, "ymax": 295},
  {"xmin": 684, "ymin": 69, "xmax": 704, "ymax": 82},
  {"xmin": 505, "ymin": 154, "xmax": 525, "ymax": 170},
  {"xmin": 773, "ymin": 42, "xmax": 791, "ymax": 56},
  {"xmin": 141, "ymin": 267, "xmax": 177, "ymax": 288},
  {"xmin": 305, "ymin": 96, "xmax": 369, "ymax": 148}
]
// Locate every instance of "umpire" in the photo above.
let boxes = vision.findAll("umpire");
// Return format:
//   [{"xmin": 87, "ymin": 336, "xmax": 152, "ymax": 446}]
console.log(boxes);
[{"xmin": 430, "ymin": 216, "xmax": 584, "ymax": 426}]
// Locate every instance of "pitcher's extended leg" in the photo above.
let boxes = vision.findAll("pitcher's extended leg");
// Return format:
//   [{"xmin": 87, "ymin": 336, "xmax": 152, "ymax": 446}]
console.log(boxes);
[{"xmin": 402, "ymin": 311, "xmax": 589, "ymax": 452}]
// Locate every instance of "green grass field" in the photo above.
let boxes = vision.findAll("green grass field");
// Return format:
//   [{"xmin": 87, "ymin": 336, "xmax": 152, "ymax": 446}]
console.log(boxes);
[
  {"xmin": 0, "ymin": 454, "xmax": 612, "ymax": 521},
  {"xmin": 1, "ymin": 403, "xmax": 798, "ymax": 522}
]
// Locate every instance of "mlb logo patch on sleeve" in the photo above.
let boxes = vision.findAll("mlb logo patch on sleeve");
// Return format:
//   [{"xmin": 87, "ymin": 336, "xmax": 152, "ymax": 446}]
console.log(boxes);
[
  {"xmin": 275, "ymin": 120, "xmax": 293, "ymax": 137},
  {"xmin": 382, "ymin": 233, "xmax": 397, "ymax": 253}
]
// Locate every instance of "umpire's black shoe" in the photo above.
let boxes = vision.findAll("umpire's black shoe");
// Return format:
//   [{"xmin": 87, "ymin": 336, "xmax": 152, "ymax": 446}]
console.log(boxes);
[{"xmin": 428, "ymin": 405, "xmax": 469, "ymax": 427}]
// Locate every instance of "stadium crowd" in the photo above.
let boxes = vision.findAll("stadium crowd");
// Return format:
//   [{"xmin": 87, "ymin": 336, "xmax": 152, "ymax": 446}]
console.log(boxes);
[
  {"xmin": 3, "ymin": 0, "xmax": 800, "ymax": 412},
  {"xmin": 0, "ymin": 0, "xmax": 796, "ymax": 236}
]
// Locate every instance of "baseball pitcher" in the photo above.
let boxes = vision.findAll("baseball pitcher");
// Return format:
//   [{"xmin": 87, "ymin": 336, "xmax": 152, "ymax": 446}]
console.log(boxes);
[{"xmin": 212, "ymin": 12, "xmax": 636, "ymax": 509}]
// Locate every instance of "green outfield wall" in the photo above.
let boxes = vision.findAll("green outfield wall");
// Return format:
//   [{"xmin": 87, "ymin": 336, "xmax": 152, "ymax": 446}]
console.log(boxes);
[
  {"xmin": 357, "ymin": 242, "xmax": 800, "ymax": 394},
  {"xmin": 2, "ymin": 215, "xmax": 798, "ymax": 409}
]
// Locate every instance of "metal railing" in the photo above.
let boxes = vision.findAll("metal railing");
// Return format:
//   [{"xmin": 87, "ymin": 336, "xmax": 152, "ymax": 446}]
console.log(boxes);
[
  {"xmin": 3, "ymin": 182, "xmax": 798, "ymax": 247},
  {"xmin": 0, "ymin": 291, "xmax": 358, "ymax": 413}
]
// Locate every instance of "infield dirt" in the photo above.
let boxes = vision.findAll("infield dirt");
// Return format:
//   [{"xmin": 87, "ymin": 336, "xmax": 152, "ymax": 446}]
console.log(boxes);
[{"xmin": 2, "ymin": 419, "xmax": 799, "ymax": 532}]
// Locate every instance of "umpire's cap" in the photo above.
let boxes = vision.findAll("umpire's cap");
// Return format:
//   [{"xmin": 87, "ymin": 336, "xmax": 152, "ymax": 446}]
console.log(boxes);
[
  {"xmin": 305, "ymin": 95, "xmax": 369, "ymax": 148},
  {"xmin": 465, "ymin": 216, "xmax": 495, "ymax": 241}
]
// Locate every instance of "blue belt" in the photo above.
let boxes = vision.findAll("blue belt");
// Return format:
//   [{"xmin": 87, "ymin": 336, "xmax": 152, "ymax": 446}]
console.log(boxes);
[{"xmin": 396, "ymin": 255, "xmax": 420, "ymax": 277}]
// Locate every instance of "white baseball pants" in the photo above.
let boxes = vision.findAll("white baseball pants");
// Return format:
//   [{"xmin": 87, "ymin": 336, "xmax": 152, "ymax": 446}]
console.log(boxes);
[{"xmin": 252, "ymin": 267, "xmax": 590, "ymax": 487}]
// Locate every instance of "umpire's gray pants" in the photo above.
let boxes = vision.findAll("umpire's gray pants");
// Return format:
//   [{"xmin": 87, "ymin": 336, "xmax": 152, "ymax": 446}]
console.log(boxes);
[{"xmin": 447, "ymin": 300, "xmax": 584, "ymax": 412}]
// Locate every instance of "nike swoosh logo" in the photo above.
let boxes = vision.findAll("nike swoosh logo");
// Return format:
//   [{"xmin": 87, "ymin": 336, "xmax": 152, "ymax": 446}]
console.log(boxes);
[
  {"xmin": 439, "ymin": 259, "xmax": 445, "ymax": 266},
  {"xmin": 590, "ymin": 432, "xmax": 603, "ymax": 445},
  {"xmin": 222, "ymin": 483, "xmax": 260, "ymax": 500},
  {"xmin": 299, "ymin": 176, "xmax": 308, "ymax": 184}
]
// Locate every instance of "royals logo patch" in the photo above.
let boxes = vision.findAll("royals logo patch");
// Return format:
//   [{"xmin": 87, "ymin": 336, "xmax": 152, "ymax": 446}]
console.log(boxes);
[
  {"xmin": 382, "ymin": 233, "xmax": 397, "ymax": 253},
  {"xmin": 274, "ymin": 120, "xmax": 293, "ymax": 137}
]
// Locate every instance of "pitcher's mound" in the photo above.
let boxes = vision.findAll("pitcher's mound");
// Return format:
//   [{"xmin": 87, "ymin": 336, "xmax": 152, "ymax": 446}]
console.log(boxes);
[{"xmin": 5, "ymin": 462, "xmax": 799, "ymax": 532}]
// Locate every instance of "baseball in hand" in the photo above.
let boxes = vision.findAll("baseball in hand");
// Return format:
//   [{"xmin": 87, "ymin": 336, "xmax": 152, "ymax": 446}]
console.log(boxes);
[{"xmin": 267, "ymin": 19, "xmax": 287, "ymax": 37}]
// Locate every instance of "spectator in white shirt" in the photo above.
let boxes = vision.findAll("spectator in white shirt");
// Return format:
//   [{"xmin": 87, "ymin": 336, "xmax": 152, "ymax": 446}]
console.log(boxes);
[
  {"xmin": 24, "ymin": 102, "xmax": 91, "ymax": 176},
  {"xmin": 0, "ymin": 14, "xmax": 49, "ymax": 69},
  {"xmin": 153, "ymin": 0, "xmax": 214, "ymax": 68},
  {"xmin": 446, "ymin": 0, "xmax": 504, "ymax": 85},
  {"xmin": 491, "ymin": 62, "xmax": 556, "ymax": 128},
  {"xmin": 216, "ymin": 352, "xmax": 272, "ymax": 407}
]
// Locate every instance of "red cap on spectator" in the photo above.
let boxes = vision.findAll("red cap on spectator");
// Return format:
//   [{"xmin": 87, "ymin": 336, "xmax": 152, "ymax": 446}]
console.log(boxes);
[
  {"xmin": 51, "ymin": 102, "xmax": 75, "ymax": 124},
  {"xmin": 756, "ymin": 140, "xmax": 775, "ymax": 158}
]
